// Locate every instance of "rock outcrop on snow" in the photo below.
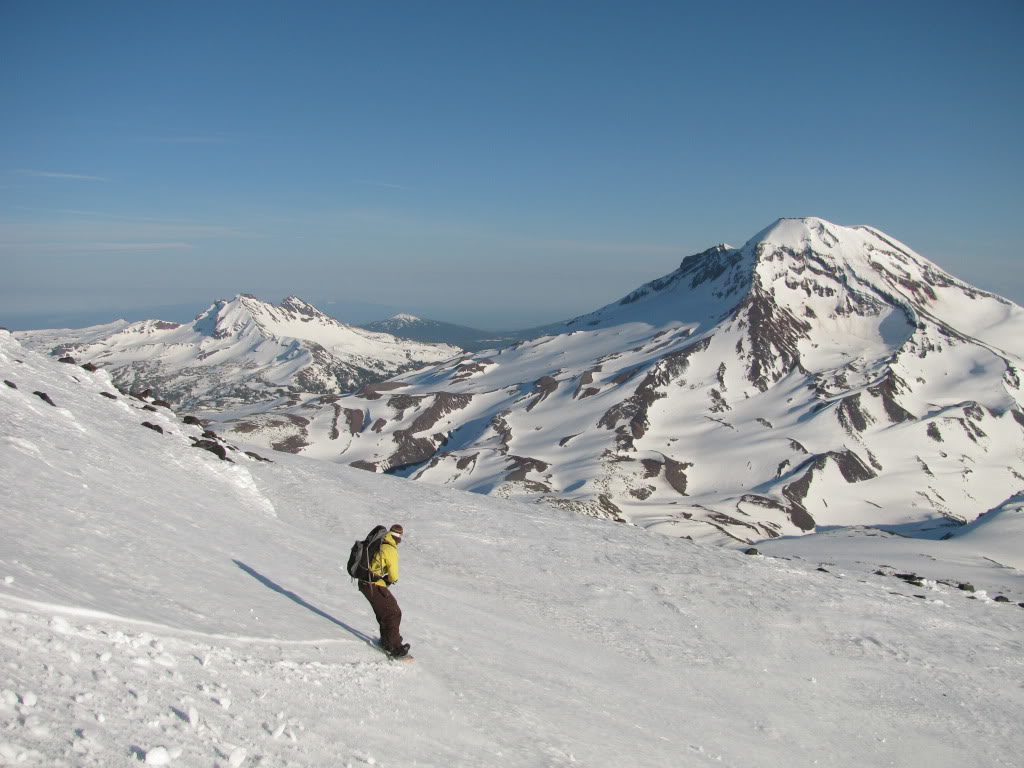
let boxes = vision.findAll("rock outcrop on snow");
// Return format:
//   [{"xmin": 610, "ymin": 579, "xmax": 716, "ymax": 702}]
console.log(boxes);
[{"xmin": 209, "ymin": 218, "xmax": 1024, "ymax": 543}]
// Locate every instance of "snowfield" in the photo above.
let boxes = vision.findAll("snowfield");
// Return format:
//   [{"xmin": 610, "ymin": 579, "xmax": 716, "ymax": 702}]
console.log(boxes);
[{"xmin": 2, "ymin": 331, "xmax": 1023, "ymax": 767}]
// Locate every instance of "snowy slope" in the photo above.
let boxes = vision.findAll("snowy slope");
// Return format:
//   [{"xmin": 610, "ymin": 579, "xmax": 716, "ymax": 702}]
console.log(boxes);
[
  {"xmin": 15, "ymin": 296, "xmax": 459, "ymax": 410},
  {"xmin": 212, "ymin": 219, "xmax": 1024, "ymax": 544},
  {"xmin": 3, "ymin": 330, "xmax": 1024, "ymax": 768}
]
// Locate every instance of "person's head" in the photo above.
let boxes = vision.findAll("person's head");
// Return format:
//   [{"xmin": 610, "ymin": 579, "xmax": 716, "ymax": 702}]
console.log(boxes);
[{"xmin": 389, "ymin": 523, "xmax": 404, "ymax": 543}]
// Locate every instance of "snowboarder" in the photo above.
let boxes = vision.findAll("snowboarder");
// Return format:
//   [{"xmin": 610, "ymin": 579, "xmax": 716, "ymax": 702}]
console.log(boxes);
[{"xmin": 358, "ymin": 523, "xmax": 410, "ymax": 657}]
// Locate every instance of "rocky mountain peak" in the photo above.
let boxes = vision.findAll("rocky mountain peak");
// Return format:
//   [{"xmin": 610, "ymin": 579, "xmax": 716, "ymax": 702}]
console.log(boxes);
[{"xmin": 212, "ymin": 217, "xmax": 1024, "ymax": 545}]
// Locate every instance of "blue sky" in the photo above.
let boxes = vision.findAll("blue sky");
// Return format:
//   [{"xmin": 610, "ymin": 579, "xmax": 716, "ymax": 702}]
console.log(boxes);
[{"xmin": 2, "ymin": 0, "xmax": 1022, "ymax": 330}]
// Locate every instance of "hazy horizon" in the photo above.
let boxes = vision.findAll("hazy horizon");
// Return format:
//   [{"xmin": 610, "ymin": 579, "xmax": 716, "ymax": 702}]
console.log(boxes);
[{"xmin": 4, "ymin": 1, "xmax": 1022, "ymax": 325}]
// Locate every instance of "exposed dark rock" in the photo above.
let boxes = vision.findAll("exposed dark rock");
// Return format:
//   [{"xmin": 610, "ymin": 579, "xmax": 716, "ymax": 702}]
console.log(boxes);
[
  {"xmin": 451, "ymin": 358, "xmax": 494, "ymax": 383},
  {"xmin": 271, "ymin": 434, "xmax": 309, "ymax": 454},
  {"xmin": 994, "ymin": 595, "xmax": 1010, "ymax": 603},
  {"xmin": 781, "ymin": 449, "xmax": 876, "ymax": 531},
  {"xmin": 490, "ymin": 412, "xmax": 513, "ymax": 453},
  {"xmin": 836, "ymin": 393, "xmax": 871, "ymax": 433},
  {"xmin": 456, "ymin": 453, "xmax": 478, "ymax": 470},
  {"xmin": 328, "ymin": 405, "xmax": 343, "ymax": 440},
  {"xmin": 182, "ymin": 415, "xmax": 203, "ymax": 426},
  {"xmin": 677, "ymin": 244, "xmax": 743, "ymax": 290},
  {"xmin": 640, "ymin": 459, "xmax": 662, "ymax": 479},
  {"xmin": 202, "ymin": 430, "xmax": 220, "ymax": 440},
  {"xmin": 99, "ymin": 391, "xmax": 117, "ymax": 400},
  {"xmin": 33, "ymin": 391, "xmax": 56, "ymax": 407},
  {"xmin": 629, "ymin": 486, "xmax": 655, "ymax": 500},
  {"xmin": 558, "ymin": 434, "xmax": 579, "ymax": 447},
  {"xmin": 505, "ymin": 455, "xmax": 550, "ymax": 482},
  {"xmin": 356, "ymin": 380, "xmax": 409, "ymax": 398},
  {"xmin": 708, "ymin": 388, "xmax": 730, "ymax": 413},
  {"xmin": 663, "ymin": 457, "xmax": 692, "ymax": 496},
  {"xmin": 744, "ymin": 548, "xmax": 759, "ymax": 555},
  {"xmin": 894, "ymin": 573, "xmax": 925, "ymax": 587},
  {"xmin": 579, "ymin": 387, "xmax": 600, "ymax": 399},
  {"xmin": 4, "ymin": 380, "xmax": 16, "ymax": 389},
  {"xmin": 131, "ymin": 389, "xmax": 153, "ymax": 400},
  {"xmin": 1011, "ymin": 409, "xmax": 1024, "ymax": 429},
  {"xmin": 245, "ymin": 450, "xmax": 272, "ymax": 462},
  {"xmin": 526, "ymin": 376, "xmax": 558, "ymax": 412},
  {"xmin": 599, "ymin": 338, "xmax": 711, "ymax": 440},
  {"xmin": 142, "ymin": 405, "xmax": 158, "ymax": 412},
  {"xmin": 597, "ymin": 494, "xmax": 625, "ymax": 522},
  {"xmin": 732, "ymin": 285, "xmax": 811, "ymax": 391},
  {"xmin": 371, "ymin": 418, "xmax": 387, "ymax": 433},
  {"xmin": 957, "ymin": 583, "xmax": 975, "ymax": 592},
  {"xmin": 141, "ymin": 421, "xmax": 163, "ymax": 434},
  {"xmin": 574, "ymin": 367, "xmax": 601, "ymax": 398},
  {"xmin": 81, "ymin": 363, "xmax": 99, "ymax": 372},
  {"xmin": 409, "ymin": 392, "xmax": 473, "ymax": 433},
  {"xmin": 388, "ymin": 394, "xmax": 426, "ymax": 419},
  {"xmin": 386, "ymin": 429, "xmax": 443, "ymax": 472},
  {"xmin": 343, "ymin": 408, "xmax": 365, "ymax": 436},
  {"xmin": 152, "ymin": 399, "xmax": 171, "ymax": 408},
  {"xmin": 350, "ymin": 459, "xmax": 379, "ymax": 472},
  {"xmin": 609, "ymin": 366, "xmax": 644, "ymax": 386},
  {"xmin": 192, "ymin": 439, "xmax": 229, "ymax": 460},
  {"xmin": 57, "ymin": 356, "xmax": 77, "ymax": 364},
  {"xmin": 868, "ymin": 370, "xmax": 915, "ymax": 423}
]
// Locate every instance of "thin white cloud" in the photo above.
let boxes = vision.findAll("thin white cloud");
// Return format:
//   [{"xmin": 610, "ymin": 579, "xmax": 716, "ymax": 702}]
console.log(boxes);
[
  {"xmin": 140, "ymin": 136, "xmax": 229, "ymax": 145},
  {"xmin": 525, "ymin": 237, "xmax": 683, "ymax": 257},
  {"xmin": 5, "ymin": 207, "xmax": 255, "ymax": 239},
  {"xmin": 15, "ymin": 170, "xmax": 109, "ymax": 182},
  {"xmin": 355, "ymin": 179, "xmax": 413, "ymax": 191},
  {"xmin": 1, "ymin": 241, "xmax": 192, "ymax": 253}
]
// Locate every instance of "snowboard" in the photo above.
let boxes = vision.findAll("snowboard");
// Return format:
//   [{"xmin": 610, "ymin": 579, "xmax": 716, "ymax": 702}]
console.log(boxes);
[{"xmin": 373, "ymin": 639, "xmax": 414, "ymax": 662}]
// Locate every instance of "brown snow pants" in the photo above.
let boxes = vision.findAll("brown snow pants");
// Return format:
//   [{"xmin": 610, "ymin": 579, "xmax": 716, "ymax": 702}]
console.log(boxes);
[{"xmin": 358, "ymin": 582, "xmax": 403, "ymax": 652}]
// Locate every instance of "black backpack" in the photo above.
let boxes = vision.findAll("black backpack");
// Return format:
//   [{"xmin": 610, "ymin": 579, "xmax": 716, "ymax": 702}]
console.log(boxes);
[{"xmin": 346, "ymin": 525, "xmax": 388, "ymax": 582}]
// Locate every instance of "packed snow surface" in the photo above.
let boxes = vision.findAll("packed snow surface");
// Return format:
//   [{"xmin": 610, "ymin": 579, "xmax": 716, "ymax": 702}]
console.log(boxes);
[{"xmin": 3, "ymin": 332, "xmax": 1024, "ymax": 767}]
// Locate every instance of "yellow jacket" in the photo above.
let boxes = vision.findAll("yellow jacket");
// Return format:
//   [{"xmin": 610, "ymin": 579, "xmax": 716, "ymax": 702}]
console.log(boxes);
[{"xmin": 368, "ymin": 533, "xmax": 400, "ymax": 587}]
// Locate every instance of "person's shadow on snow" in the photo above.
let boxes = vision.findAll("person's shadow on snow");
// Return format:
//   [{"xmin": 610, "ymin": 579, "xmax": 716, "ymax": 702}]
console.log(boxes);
[{"xmin": 232, "ymin": 560, "xmax": 377, "ymax": 649}]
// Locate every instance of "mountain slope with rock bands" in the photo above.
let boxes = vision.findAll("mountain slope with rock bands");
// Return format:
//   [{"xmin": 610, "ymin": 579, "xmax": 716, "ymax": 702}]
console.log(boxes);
[{"xmin": 213, "ymin": 218, "xmax": 1024, "ymax": 544}]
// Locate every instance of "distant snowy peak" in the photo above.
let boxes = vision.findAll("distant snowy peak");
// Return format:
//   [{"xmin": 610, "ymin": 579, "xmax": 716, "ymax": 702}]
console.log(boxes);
[
  {"xmin": 194, "ymin": 294, "xmax": 348, "ymax": 341},
  {"xmin": 390, "ymin": 312, "xmax": 425, "ymax": 325},
  {"xmin": 363, "ymin": 313, "xmax": 430, "ymax": 333},
  {"xmin": 15, "ymin": 295, "xmax": 459, "ymax": 409}
]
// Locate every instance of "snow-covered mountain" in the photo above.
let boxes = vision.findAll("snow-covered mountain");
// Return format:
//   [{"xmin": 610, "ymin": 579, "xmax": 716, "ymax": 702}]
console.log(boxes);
[
  {"xmin": 213, "ymin": 218, "xmax": 1024, "ymax": 544},
  {"xmin": 359, "ymin": 313, "xmax": 527, "ymax": 351},
  {"xmin": 2, "ymin": 329, "xmax": 1022, "ymax": 767},
  {"xmin": 15, "ymin": 295, "xmax": 460, "ymax": 410}
]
